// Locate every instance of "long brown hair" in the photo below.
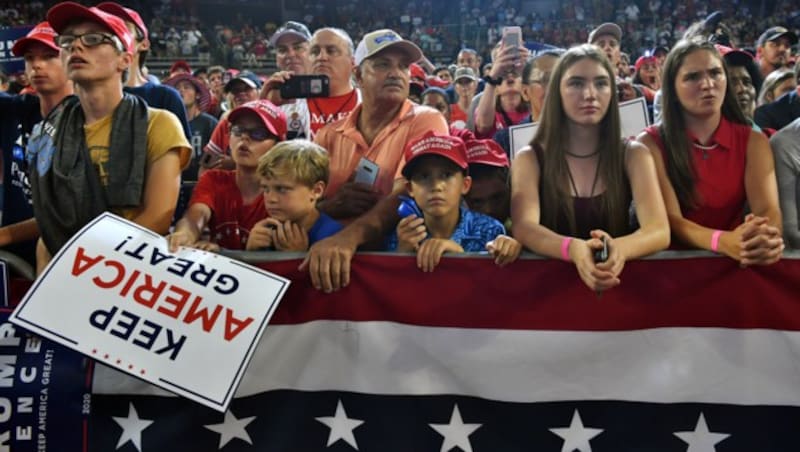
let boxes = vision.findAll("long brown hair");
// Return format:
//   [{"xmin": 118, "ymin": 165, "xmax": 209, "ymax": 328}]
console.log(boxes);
[
  {"xmin": 531, "ymin": 44, "xmax": 628, "ymax": 237},
  {"xmin": 658, "ymin": 38, "xmax": 748, "ymax": 208}
]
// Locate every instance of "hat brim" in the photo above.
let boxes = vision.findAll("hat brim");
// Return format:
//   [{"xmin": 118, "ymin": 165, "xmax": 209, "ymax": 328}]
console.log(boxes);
[
  {"xmin": 12, "ymin": 34, "xmax": 60, "ymax": 57},
  {"xmin": 224, "ymin": 77, "xmax": 258, "ymax": 93},
  {"xmin": 402, "ymin": 152, "xmax": 467, "ymax": 179},
  {"xmin": 96, "ymin": 2, "xmax": 148, "ymax": 39},
  {"xmin": 269, "ymin": 30, "xmax": 310, "ymax": 47},
  {"xmin": 228, "ymin": 106, "xmax": 286, "ymax": 141},
  {"xmin": 48, "ymin": 2, "xmax": 108, "ymax": 35},
  {"xmin": 589, "ymin": 23, "xmax": 622, "ymax": 43},
  {"xmin": 367, "ymin": 41, "xmax": 423, "ymax": 66},
  {"xmin": 773, "ymin": 31, "xmax": 799, "ymax": 45},
  {"xmin": 164, "ymin": 74, "xmax": 211, "ymax": 110}
]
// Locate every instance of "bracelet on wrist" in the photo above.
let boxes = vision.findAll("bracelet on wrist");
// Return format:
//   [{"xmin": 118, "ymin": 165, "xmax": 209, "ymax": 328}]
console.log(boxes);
[{"xmin": 483, "ymin": 75, "xmax": 502, "ymax": 86}]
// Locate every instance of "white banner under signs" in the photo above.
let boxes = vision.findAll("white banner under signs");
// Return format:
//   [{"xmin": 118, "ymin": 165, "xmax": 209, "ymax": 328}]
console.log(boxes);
[
  {"xmin": 10, "ymin": 213, "xmax": 290, "ymax": 412},
  {"xmin": 507, "ymin": 96, "xmax": 651, "ymax": 160}
]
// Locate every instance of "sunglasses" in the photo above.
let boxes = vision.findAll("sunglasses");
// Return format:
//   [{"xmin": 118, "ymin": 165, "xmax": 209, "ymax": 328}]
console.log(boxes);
[
  {"xmin": 54, "ymin": 32, "xmax": 120, "ymax": 50},
  {"xmin": 230, "ymin": 125, "xmax": 275, "ymax": 142}
]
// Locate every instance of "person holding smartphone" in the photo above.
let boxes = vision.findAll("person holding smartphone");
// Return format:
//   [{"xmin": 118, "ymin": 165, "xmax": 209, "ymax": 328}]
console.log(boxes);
[
  {"xmin": 262, "ymin": 27, "xmax": 360, "ymax": 140},
  {"xmin": 473, "ymin": 30, "xmax": 530, "ymax": 139},
  {"xmin": 511, "ymin": 45, "xmax": 669, "ymax": 293}
]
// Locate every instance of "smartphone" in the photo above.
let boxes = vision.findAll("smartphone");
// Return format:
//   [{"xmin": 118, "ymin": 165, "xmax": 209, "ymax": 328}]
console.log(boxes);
[
  {"xmin": 594, "ymin": 236, "xmax": 609, "ymax": 263},
  {"xmin": 397, "ymin": 196, "xmax": 423, "ymax": 218},
  {"xmin": 502, "ymin": 26, "xmax": 522, "ymax": 51},
  {"xmin": 280, "ymin": 74, "xmax": 331, "ymax": 99},
  {"xmin": 353, "ymin": 157, "xmax": 379, "ymax": 186}
]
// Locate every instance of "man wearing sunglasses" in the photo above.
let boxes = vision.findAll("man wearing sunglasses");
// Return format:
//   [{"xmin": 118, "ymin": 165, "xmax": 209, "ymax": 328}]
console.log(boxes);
[
  {"xmin": 0, "ymin": 22, "xmax": 73, "ymax": 273},
  {"xmin": 27, "ymin": 2, "xmax": 190, "ymax": 273},
  {"xmin": 169, "ymin": 100, "xmax": 287, "ymax": 251}
]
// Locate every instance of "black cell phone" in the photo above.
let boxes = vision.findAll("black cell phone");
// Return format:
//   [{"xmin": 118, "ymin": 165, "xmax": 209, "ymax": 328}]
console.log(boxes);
[
  {"xmin": 280, "ymin": 74, "xmax": 330, "ymax": 99},
  {"xmin": 594, "ymin": 236, "xmax": 608, "ymax": 263}
]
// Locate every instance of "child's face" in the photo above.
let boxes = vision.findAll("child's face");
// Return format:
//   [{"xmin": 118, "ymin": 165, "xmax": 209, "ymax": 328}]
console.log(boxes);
[
  {"xmin": 464, "ymin": 175, "xmax": 510, "ymax": 223},
  {"xmin": 230, "ymin": 113, "xmax": 278, "ymax": 169},
  {"xmin": 407, "ymin": 157, "xmax": 471, "ymax": 219},
  {"xmin": 260, "ymin": 174, "xmax": 324, "ymax": 223}
]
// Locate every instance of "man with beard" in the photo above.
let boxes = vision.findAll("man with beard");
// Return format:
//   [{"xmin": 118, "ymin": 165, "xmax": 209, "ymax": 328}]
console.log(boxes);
[{"xmin": 756, "ymin": 26, "xmax": 797, "ymax": 79}]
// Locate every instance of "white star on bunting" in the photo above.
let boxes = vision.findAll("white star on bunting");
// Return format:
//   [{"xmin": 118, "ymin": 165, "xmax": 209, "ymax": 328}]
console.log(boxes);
[
  {"xmin": 674, "ymin": 413, "xmax": 730, "ymax": 452},
  {"xmin": 112, "ymin": 402, "xmax": 154, "ymax": 452},
  {"xmin": 429, "ymin": 404, "xmax": 482, "ymax": 452},
  {"xmin": 549, "ymin": 409, "xmax": 603, "ymax": 452},
  {"xmin": 315, "ymin": 399, "xmax": 364, "ymax": 449},
  {"xmin": 204, "ymin": 410, "xmax": 256, "ymax": 449}
]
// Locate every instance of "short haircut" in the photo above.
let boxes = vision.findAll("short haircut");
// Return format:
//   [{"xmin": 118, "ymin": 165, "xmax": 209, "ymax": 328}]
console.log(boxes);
[
  {"xmin": 257, "ymin": 140, "xmax": 330, "ymax": 187},
  {"xmin": 312, "ymin": 27, "xmax": 354, "ymax": 56}
]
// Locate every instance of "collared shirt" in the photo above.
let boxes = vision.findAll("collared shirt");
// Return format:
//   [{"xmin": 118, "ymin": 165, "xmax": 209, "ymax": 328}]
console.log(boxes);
[
  {"xmin": 646, "ymin": 115, "xmax": 751, "ymax": 232},
  {"xmin": 314, "ymin": 99, "xmax": 449, "ymax": 200},
  {"xmin": 386, "ymin": 205, "xmax": 506, "ymax": 252}
]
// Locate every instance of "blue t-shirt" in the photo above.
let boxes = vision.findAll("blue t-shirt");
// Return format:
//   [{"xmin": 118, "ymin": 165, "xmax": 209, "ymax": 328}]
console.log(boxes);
[
  {"xmin": 386, "ymin": 205, "xmax": 506, "ymax": 252},
  {"xmin": 308, "ymin": 212, "xmax": 343, "ymax": 245}
]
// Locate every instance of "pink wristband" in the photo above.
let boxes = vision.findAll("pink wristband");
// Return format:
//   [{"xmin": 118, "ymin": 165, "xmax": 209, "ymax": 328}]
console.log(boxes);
[
  {"xmin": 561, "ymin": 237, "xmax": 573, "ymax": 261},
  {"xmin": 710, "ymin": 230, "xmax": 723, "ymax": 253}
]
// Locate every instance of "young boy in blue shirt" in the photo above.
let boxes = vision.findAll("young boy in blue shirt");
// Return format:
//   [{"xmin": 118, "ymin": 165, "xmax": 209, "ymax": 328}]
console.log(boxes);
[
  {"xmin": 246, "ymin": 140, "xmax": 342, "ymax": 251},
  {"xmin": 390, "ymin": 132, "xmax": 520, "ymax": 271}
]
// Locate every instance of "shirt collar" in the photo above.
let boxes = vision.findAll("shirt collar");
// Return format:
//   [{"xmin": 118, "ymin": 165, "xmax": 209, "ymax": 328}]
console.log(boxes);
[{"xmin": 687, "ymin": 115, "xmax": 735, "ymax": 152}]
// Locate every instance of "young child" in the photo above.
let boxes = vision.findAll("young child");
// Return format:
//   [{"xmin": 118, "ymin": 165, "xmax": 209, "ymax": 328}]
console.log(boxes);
[
  {"xmin": 390, "ymin": 132, "xmax": 520, "ymax": 271},
  {"xmin": 169, "ymin": 100, "xmax": 285, "ymax": 251},
  {"xmin": 464, "ymin": 138, "xmax": 512, "ymax": 227},
  {"xmin": 246, "ymin": 140, "xmax": 342, "ymax": 251}
]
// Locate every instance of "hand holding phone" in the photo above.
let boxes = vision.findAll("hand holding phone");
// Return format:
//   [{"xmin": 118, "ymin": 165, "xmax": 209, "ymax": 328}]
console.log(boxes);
[
  {"xmin": 594, "ymin": 236, "xmax": 608, "ymax": 263},
  {"xmin": 279, "ymin": 74, "xmax": 331, "ymax": 99},
  {"xmin": 353, "ymin": 157, "xmax": 379, "ymax": 186}
]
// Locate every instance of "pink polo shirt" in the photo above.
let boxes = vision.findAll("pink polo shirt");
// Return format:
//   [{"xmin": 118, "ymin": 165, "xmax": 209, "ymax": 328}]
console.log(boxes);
[{"xmin": 315, "ymin": 100, "xmax": 449, "ymax": 199}]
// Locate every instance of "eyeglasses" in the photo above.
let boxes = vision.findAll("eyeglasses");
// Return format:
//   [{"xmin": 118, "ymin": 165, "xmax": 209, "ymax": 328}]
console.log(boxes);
[
  {"xmin": 54, "ymin": 32, "xmax": 119, "ymax": 50},
  {"xmin": 230, "ymin": 125, "xmax": 274, "ymax": 142}
]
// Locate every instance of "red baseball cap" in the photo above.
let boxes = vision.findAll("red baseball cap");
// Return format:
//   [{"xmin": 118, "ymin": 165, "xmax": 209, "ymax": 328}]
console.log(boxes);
[
  {"xmin": 170, "ymin": 60, "xmax": 192, "ymax": 75},
  {"xmin": 96, "ymin": 2, "xmax": 148, "ymax": 40},
  {"xmin": 634, "ymin": 54, "xmax": 656, "ymax": 72},
  {"xmin": 12, "ymin": 22, "xmax": 59, "ymax": 57},
  {"xmin": 465, "ymin": 139, "xmax": 509, "ymax": 168},
  {"xmin": 410, "ymin": 63, "xmax": 426, "ymax": 81},
  {"xmin": 402, "ymin": 131, "xmax": 468, "ymax": 178},
  {"xmin": 47, "ymin": 1, "xmax": 135, "ymax": 54},
  {"xmin": 228, "ymin": 100, "xmax": 287, "ymax": 141}
]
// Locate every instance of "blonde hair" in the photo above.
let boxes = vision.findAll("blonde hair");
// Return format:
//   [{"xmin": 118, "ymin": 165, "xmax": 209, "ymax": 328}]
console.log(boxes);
[{"xmin": 256, "ymin": 140, "xmax": 330, "ymax": 187}]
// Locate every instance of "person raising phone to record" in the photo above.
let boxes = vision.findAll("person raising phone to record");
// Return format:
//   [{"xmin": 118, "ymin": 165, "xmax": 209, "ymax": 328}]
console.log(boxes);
[{"xmin": 262, "ymin": 27, "xmax": 361, "ymax": 140}]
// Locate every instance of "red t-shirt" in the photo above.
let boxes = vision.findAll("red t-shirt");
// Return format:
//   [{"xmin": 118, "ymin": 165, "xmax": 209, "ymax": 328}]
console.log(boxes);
[
  {"xmin": 645, "ymin": 117, "xmax": 750, "ymax": 233},
  {"xmin": 189, "ymin": 169, "xmax": 267, "ymax": 250},
  {"xmin": 307, "ymin": 90, "xmax": 359, "ymax": 136}
]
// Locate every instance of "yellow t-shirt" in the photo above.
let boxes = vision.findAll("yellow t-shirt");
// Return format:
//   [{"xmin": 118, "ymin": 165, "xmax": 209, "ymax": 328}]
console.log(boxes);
[{"xmin": 84, "ymin": 107, "xmax": 191, "ymax": 220}]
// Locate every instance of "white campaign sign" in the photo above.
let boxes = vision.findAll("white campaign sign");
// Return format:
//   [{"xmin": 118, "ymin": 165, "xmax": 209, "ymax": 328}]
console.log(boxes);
[
  {"xmin": 507, "ymin": 96, "xmax": 651, "ymax": 160},
  {"xmin": 10, "ymin": 213, "xmax": 289, "ymax": 412},
  {"xmin": 619, "ymin": 96, "xmax": 651, "ymax": 139},
  {"xmin": 508, "ymin": 121, "xmax": 539, "ymax": 160}
]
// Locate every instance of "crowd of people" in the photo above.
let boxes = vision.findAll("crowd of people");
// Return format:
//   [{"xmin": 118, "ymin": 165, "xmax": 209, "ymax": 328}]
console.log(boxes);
[{"xmin": 0, "ymin": 0, "xmax": 799, "ymax": 296}]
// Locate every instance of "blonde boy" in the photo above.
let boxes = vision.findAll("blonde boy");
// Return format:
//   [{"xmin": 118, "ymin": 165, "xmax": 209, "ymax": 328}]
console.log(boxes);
[{"xmin": 247, "ymin": 140, "xmax": 342, "ymax": 251}]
